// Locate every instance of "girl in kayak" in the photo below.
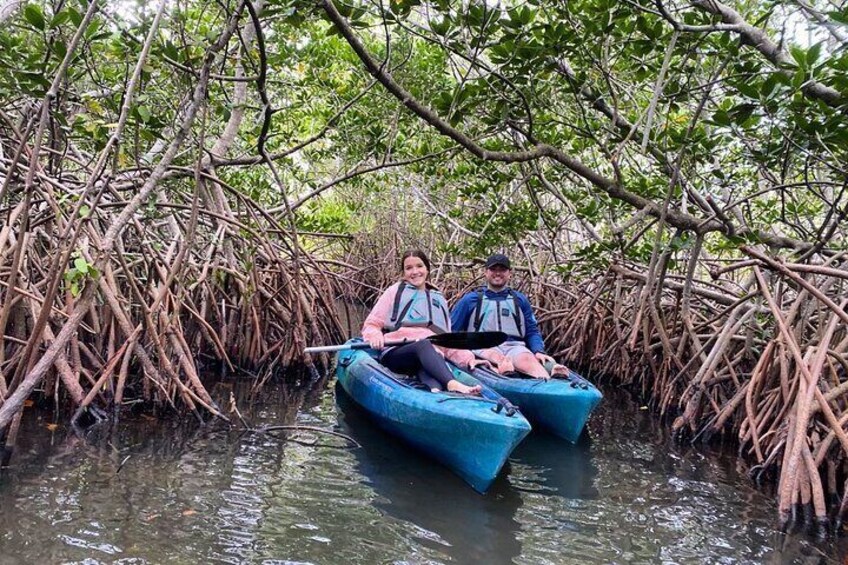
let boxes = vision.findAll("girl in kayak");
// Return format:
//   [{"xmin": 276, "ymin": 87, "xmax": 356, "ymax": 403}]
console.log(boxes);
[{"xmin": 361, "ymin": 249, "xmax": 487, "ymax": 394}]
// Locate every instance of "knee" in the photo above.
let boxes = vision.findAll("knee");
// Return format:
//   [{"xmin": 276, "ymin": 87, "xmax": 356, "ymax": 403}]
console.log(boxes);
[
  {"xmin": 514, "ymin": 353, "xmax": 547, "ymax": 377},
  {"xmin": 513, "ymin": 352, "xmax": 536, "ymax": 367},
  {"xmin": 412, "ymin": 340, "xmax": 433, "ymax": 354},
  {"xmin": 411, "ymin": 340, "xmax": 437, "ymax": 359}
]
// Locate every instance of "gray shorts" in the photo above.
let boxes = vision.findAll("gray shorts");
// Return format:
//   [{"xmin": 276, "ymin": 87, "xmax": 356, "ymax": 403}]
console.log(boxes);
[{"xmin": 493, "ymin": 340, "xmax": 534, "ymax": 361}]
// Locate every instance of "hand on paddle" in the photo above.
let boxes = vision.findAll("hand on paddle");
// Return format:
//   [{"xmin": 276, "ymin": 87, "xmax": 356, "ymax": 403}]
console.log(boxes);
[{"xmin": 367, "ymin": 334, "xmax": 385, "ymax": 350}]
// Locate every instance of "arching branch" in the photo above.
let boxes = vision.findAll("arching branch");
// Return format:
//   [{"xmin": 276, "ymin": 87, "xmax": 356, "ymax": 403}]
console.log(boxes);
[
  {"xmin": 320, "ymin": 0, "xmax": 819, "ymax": 252},
  {"xmin": 691, "ymin": 0, "xmax": 845, "ymax": 108}
]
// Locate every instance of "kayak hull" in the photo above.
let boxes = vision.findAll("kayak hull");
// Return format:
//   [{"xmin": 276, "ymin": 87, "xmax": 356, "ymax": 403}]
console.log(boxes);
[
  {"xmin": 336, "ymin": 343, "xmax": 532, "ymax": 492},
  {"xmin": 469, "ymin": 366, "xmax": 602, "ymax": 443}
]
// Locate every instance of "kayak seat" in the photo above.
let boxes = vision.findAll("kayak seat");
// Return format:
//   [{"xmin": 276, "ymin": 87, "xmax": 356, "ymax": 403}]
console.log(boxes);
[
  {"xmin": 392, "ymin": 374, "xmax": 431, "ymax": 391},
  {"xmin": 372, "ymin": 364, "xmax": 431, "ymax": 390}
]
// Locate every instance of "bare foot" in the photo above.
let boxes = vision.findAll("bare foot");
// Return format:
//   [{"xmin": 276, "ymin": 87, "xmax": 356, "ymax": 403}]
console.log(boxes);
[
  {"xmin": 550, "ymin": 364, "xmax": 570, "ymax": 377},
  {"xmin": 447, "ymin": 380, "xmax": 482, "ymax": 395}
]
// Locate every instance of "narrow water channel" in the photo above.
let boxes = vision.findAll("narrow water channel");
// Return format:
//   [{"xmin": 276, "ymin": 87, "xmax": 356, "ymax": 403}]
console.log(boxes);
[{"xmin": 0, "ymin": 375, "xmax": 845, "ymax": 564}]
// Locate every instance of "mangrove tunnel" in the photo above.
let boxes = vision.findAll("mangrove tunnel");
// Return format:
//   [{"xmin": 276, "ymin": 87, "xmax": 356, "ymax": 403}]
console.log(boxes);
[{"xmin": 2, "ymin": 0, "xmax": 848, "ymax": 545}]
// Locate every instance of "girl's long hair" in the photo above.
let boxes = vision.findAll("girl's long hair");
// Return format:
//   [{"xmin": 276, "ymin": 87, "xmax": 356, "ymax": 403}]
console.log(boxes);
[{"xmin": 400, "ymin": 249, "xmax": 431, "ymax": 272}]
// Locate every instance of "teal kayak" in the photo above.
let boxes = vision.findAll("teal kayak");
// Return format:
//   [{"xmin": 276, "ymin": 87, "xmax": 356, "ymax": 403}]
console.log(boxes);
[
  {"xmin": 335, "ymin": 340, "xmax": 532, "ymax": 493},
  {"xmin": 465, "ymin": 366, "xmax": 602, "ymax": 443}
]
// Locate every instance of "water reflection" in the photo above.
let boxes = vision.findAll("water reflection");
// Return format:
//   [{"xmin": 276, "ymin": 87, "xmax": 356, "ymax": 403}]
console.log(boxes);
[
  {"xmin": 2, "ymin": 379, "xmax": 848, "ymax": 564},
  {"xmin": 509, "ymin": 432, "xmax": 599, "ymax": 501},
  {"xmin": 335, "ymin": 385, "xmax": 524, "ymax": 563}
]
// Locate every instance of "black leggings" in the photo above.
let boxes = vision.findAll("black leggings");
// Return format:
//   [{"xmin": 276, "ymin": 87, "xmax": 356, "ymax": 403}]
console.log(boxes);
[{"xmin": 380, "ymin": 340, "xmax": 455, "ymax": 391}]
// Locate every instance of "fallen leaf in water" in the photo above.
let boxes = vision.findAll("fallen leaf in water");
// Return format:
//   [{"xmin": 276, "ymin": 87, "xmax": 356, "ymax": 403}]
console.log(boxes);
[
  {"xmin": 24, "ymin": 400, "xmax": 34, "ymax": 407},
  {"xmin": 145, "ymin": 514, "xmax": 159, "ymax": 522},
  {"xmin": 46, "ymin": 423, "xmax": 58, "ymax": 431},
  {"xmin": 640, "ymin": 406, "xmax": 648, "ymax": 410},
  {"xmin": 182, "ymin": 509, "xmax": 197, "ymax": 516}
]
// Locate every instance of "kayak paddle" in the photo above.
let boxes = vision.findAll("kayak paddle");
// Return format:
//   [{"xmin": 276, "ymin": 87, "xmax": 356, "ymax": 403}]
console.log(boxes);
[{"xmin": 305, "ymin": 331, "xmax": 508, "ymax": 353}]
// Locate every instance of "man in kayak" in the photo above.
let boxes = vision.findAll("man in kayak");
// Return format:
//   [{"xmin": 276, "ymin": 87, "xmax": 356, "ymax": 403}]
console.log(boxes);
[{"xmin": 450, "ymin": 253, "xmax": 566, "ymax": 379}]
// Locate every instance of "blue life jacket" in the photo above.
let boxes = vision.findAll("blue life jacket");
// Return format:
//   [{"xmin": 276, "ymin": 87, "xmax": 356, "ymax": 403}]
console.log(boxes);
[
  {"xmin": 385, "ymin": 282, "xmax": 450, "ymax": 334},
  {"xmin": 467, "ymin": 288, "xmax": 525, "ymax": 338}
]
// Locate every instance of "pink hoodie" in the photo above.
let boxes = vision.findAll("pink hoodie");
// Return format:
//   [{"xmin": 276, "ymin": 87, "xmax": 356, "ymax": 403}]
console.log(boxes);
[{"xmin": 361, "ymin": 282, "xmax": 476, "ymax": 369}]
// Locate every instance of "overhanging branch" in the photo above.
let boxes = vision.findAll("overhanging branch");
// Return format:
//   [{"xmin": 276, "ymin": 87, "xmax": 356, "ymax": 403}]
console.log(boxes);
[
  {"xmin": 692, "ymin": 0, "xmax": 844, "ymax": 108},
  {"xmin": 320, "ymin": 0, "xmax": 820, "ymax": 253}
]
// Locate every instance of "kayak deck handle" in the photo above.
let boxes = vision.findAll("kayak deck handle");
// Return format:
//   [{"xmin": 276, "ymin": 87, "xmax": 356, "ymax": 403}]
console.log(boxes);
[
  {"xmin": 492, "ymin": 398, "xmax": 518, "ymax": 417},
  {"xmin": 437, "ymin": 395, "xmax": 520, "ymax": 417}
]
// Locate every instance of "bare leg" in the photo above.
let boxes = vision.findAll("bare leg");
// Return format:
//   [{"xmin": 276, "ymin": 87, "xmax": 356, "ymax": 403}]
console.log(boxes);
[{"xmin": 512, "ymin": 352, "xmax": 550, "ymax": 379}]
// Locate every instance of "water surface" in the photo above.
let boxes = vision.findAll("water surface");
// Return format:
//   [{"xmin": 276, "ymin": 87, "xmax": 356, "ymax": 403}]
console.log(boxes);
[{"xmin": 0, "ymin": 377, "xmax": 845, "ymax": 564}]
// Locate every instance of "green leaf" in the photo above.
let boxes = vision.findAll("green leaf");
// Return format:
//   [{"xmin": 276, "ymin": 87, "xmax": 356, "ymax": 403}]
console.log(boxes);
[
  {"xmin": 760, "ymin": 74, "xmax": 784, "ymax": 100},
  {"xmin": 430, "ymin": 17, "xmax": 450, "ymax": 36},
  {"xmin": 24, "ymin": 4, "xmax": 45, "ymax": 30},
  {"xmin": 728, "ymin": 103, "xmax": 756, "ymax": 126},
  {"xmin": 735, "ymin": 80, "xmax": 759, "ymax": 99},
  {"xmin": 332, "ymin": 0, "xmax": 353, "ymax": 17},
  {"xmin": 88, "ymin": 31, "xmax": 110, "ymax": 42},
  {"xmin": 18, "ymin": 71, "xmax": 51, "ymax": 92},
  {"xmin": 67, "ymin": 7, "xmax": 82, "ymax": 26},
  {"xmin": 789, "ymin": 45, "xmax": 807, "ymax": 69},
  {"xmin": 806, "ymin": 42, "xmax": 822, "ymax": 67},
  {"xmin": 163, "ymin": 40, "xmax": 179, "ymax": 61},
  {"xmin": 137, "ymin": 105, "xmax": 151, "ymax": 123},
  {"xmin": 518, "ymin": 6, "xmax": 536, "ymax": 24},
  {"xmin": 54, "ymin": 40, "xmax": 67, "ymax": 59},
  {"xmin": 710, "ymin": 110, "xmax": 731, "ymax": 127},
  {"xmin": 467, "ymin": 3, "xmax": 486, "ymax": 26},
  {"xmin": 791, "ymin": 68, "xmax": 806, "ymax": 89},
  {"xmin": 827, "ymin": 10, "xmax": 848, "ymax": 25},
  {"xmin": 74, "ymin": 257, "xmax": 89, "ymax": 274},
  {"xmin": 50, "ymin": 10, "xmax": 70, "ymax": 28},
  {"xmin": 85, "ymin": 20, "xmax": 101, "ymax": 38}
]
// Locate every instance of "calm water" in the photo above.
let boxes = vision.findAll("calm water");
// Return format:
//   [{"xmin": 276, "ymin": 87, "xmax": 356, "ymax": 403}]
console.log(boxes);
[{"xmin": 1, "ymin": 375, "xmax": 846, "ymax": 564}]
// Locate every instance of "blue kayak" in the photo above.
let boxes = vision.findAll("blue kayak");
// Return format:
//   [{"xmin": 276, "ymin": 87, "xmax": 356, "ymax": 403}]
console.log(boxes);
[
  {"xmin": 336, "ymin": 341, "xmax": 532, "ymax": 493},
  {"xmin": 466, "ymin": 366, "xmax": 602, "ymax": 443}
]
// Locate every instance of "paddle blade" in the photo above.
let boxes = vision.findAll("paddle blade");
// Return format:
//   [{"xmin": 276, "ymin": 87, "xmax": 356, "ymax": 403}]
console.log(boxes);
[{"xmin": 427, "ymin": 331, "xmax": 508, "ymax": 350}]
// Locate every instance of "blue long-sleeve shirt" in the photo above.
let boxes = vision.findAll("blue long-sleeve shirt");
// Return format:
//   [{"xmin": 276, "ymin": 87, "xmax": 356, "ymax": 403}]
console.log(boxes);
[{"xmin": 450, "ymin": 287, "xmax": 546, "ymax": 353}]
